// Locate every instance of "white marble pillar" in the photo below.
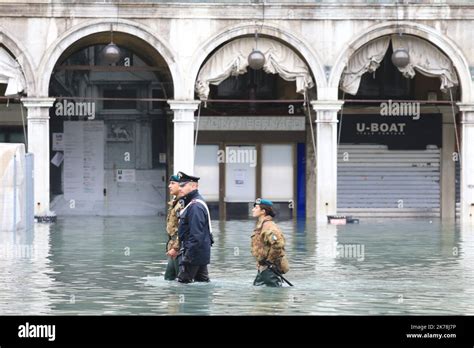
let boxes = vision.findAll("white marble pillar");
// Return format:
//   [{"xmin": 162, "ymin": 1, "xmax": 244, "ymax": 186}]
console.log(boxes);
[
  {"xmin": 21, "ymin": 97, "xmax": 56, "ymax": 216},
  {"xmin": 167, "ymin": 100, "xmax": 200, "ymax": 175},
  {"xmin": 311, "ymin": 100, "xmax": 344, "ymax": 224},
  {"xmin": 458, "ymin": 104, "xmax": 474, "ymax": 224}
]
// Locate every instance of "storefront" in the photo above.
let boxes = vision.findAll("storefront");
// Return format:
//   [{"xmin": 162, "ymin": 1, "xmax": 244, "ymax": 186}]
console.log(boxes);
[
  {"xmin": 46, "ymin": 33, "xmax": 173, "ymax": 216},
  {"xmin": 191, "ymin": 36, "xmax": 314, "ymax": 219},
  {"xmin": 337, "ymin": 112, "xmax": 444, "ymax": 217},
  {"xmin": 336, "ymin": 34, "xmax": 460, "ymax": 218},
  {"xmin": 194, "ymin": 116, "xmax": 306, "ymax": 219}
]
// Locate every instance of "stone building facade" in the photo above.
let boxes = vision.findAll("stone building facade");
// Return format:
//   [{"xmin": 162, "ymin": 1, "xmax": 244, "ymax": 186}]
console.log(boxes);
[{"xmin": 1, "ymin": 0, "xmax": 474, "ymax": 222}]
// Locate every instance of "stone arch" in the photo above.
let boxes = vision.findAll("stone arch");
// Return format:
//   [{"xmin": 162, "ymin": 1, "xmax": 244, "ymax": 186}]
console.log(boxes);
[
  {"xmin": 329, "ymin": 22, "xmax": 472, "ymax": 103},
  {"xmin": 0, "ymin": 25, "xmax": 36, "ymax": 95},
  {"xmin": 36, "ymin": 18, "xmax": 181, "ymax": 98},
  {"xmin": 187, "ymin": 21, "xmax": 327, "ymax": 100}
]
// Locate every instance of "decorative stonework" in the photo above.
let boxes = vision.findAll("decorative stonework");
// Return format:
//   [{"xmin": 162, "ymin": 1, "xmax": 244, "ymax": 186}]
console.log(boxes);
[
  {"xmin": 329, "ymin": 22, "xmax": 472, "ymax": 103},
  {"xmin": 311, "ymin": 100, "xmax": 344, "ymax": 123},
  {"xmin": 458, "ymin": 103, "xmax": 474, "ymax": 124}
]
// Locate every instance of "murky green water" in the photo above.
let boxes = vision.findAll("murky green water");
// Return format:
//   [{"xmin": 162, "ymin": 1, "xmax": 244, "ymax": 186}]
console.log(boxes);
[{"xmin": 0, "ymin": 217, "xmax": 473, "ymax": 315}]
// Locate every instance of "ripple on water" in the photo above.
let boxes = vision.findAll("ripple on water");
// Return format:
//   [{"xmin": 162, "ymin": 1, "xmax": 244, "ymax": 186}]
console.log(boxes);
[{"xmin": 0, "ymin": 217, "xmax": 473, "ymax": 315}]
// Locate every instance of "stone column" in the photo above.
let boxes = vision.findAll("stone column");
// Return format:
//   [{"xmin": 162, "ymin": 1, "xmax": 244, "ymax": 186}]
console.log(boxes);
[
  {"xmin": 21, "ymin": 97, "xmax": 56, "ymax": 216},
  {"xmin": 311, "ymin": 100, "xmax": 344, "ymax": 224},
  {"xmin": 439, "ymin": 108, "xmax": 456, "ymax": 220},
  {"xmin": 305, "ymin": 123, "xmax": 316, "ymax": 218},
  {"xmin": 167, "ymin": 100, "xmax": 200, "ymax": 174},
  {"xmin": 458, "ymin": 103, "xmax": 474, "ymax": 224}
]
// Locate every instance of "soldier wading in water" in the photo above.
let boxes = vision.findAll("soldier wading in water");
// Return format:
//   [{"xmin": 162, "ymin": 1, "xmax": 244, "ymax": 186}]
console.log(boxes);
[
  {"xmin": 164, "ymin": 174, "xmax": 183, "ymax": 280},
  {"xmin": 176, "ymin": 171, "xmax": 213, "ymax": 283},
  {"xmin": 251, "ymin": 198, "xmax": 290, "ymax": 287}
]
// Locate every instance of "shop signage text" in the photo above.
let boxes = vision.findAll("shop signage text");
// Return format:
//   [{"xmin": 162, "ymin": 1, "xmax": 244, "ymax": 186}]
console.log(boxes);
[{"xmin": 197, "ymin": 116, "xmax": 305, "ymax": 131}]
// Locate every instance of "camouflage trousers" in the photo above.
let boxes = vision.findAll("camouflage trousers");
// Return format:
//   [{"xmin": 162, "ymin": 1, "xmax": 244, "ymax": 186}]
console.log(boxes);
[
  {"xmin": 253, "ymin": 268, "xmax": 282, "ymax": 287},
  {"xmin": 164, "ymin": 257, "xmax": 179, "ymax": 280}
]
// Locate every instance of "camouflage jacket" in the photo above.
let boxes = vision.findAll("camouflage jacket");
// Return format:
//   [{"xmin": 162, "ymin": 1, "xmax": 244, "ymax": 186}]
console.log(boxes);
[
  {"xmin": 166, "ymin": 197, "xmax": 183, "ymax": 252},
  {"xmin": 251, "ymin": 215, "xmax": 289, "ymax": 272}
]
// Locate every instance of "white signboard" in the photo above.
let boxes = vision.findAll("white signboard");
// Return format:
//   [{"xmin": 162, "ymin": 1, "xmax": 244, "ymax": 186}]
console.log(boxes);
[
  {"xmin": 196, "ymin": 116, "xmax": 305, "ymax": 131},
  {"xmin": 64, "ymin": 121, "xmax": 105, "ymax": 200},
  {"xmin": 116, "ymin": 169, "xmax": 136, "ymax": 183}
]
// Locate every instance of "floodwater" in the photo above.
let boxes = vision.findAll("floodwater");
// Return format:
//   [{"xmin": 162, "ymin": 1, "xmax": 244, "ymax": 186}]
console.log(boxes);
[{"xmin": 0, "ymin": 217, "xmax": 473, "ymax": 315}]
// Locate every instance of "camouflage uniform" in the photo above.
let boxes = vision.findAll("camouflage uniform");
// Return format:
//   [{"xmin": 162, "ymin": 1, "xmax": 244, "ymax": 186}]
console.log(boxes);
[
  {"xmin": 164, "ymin": 197, "xmax": 183, "ymax": 280},
  {"xmin": 251, "ymin": 215, "xmax": 289, "ymax": 287}
]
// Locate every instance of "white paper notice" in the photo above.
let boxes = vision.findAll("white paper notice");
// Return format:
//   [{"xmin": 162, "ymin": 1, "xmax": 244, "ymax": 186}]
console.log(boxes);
[
  {"xmin": 116, "ymin": 169, "xmax": 136, "ymax": 183},
  {"xmin": 159, "ymin": 153, "xmax": 166, "ymax": 163},
  {"xmin": 64, "ymin": 121, "xmax": 105, "ymax": 200},
  {"xmin": 224, "ymin": 146, "xmax": 256, "ymax": 202},
  {"xmin": 234, "ymin": 170, "xmax": 245, "ymax": 186},
  {"xmin": 51, "ymin": 152, "xmax": 64, "ymax": 167},
  {"xmin": 52, "ymin": 133, "xmax": 64, "ymax": 151}
]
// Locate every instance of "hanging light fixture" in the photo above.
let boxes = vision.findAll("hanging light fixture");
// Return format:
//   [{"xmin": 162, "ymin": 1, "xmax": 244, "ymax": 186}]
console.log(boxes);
[
  {"xmin": 248, "ymin": 31, "xmax": 265, "ymax": 70},
  {"xmin": 101, "ymin": 24, "xmax": 121, "ymax": 65},
  {"xmin": 391, "ymin": 46, "xmax": 410, "ymax": 68},
  {"xmin": 248, "ymin": 1, "xmax": 265, "ymax": 70},
  {"xmin": 391, "ymin": 3, "xmax": 410, "ymax": 69}
]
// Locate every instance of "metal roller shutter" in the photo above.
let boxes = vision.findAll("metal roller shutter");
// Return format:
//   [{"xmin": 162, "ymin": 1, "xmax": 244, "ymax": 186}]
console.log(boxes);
[{"xmin": 337, "ymin": 144, "xmax": 441, "ymax": 218}]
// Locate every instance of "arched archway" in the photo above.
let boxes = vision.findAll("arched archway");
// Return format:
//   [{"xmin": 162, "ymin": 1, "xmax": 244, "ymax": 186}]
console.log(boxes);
[
  {"xmin": 33, "ymin": 20, "xmax": 179, "ymax": 216},
  {"xmin": 187, "ymin": 22, "xmax": 327, "ymax": 100},
  {"xmin": 0, "ymin": 27, "xmax": 36, "ymax": 149},
  {"xmin": 329, "ymin": 22, "xmax": 471, "ymax": 220},
  {"xmin": 0, "ymin": 25, "xmax": 35, "ymax": 95},
  {"xmin": 329, "ymin": 22, "xmax": 472, "ymax": 103},
  {"xmin": 37, "ymin": 18, "xmax": 181, "ymax": 98},
  {"xmin": 189, "ymin": 24, "xmax": 324, "ymax": 220}
]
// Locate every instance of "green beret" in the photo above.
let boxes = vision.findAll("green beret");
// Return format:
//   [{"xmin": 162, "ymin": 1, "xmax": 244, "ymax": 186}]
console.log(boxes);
[
  {"xmin": 253, "ymin": 198, "xmax": 273, "ymax": 207},
  {"xmin": 169, "ymin": 174, "xmax": 180, "ymax": 182}
]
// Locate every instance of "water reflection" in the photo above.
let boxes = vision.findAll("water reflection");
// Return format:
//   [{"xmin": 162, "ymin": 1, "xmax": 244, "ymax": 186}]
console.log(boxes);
[
  {"xmin": 0, "ymin": 217, "xmax": 473, "ymax": 315},
  {"xmin": 0, "ymin": 223, "xmax": 54, "ymax": 314}
]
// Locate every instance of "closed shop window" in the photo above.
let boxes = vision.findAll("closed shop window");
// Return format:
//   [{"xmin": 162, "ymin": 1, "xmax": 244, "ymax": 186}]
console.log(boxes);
[
  {"xmin": 195, "ymin": 145, "xmax": 220, "ymax": 201},
  {"xmin": 261, "ymin": 144, "xmax": 293, "ymax": 201}
]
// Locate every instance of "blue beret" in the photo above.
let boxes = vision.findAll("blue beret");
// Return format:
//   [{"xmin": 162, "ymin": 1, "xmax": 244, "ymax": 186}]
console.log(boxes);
[{"xmin": 254, "ymin": 198, "xmax": 273, "ymax": 207}]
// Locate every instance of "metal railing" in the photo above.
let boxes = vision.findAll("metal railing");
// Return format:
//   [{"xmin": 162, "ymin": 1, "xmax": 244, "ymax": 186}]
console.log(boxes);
[{"xmin": 6, "ymin": 0, "xmax": 474, "ymax": 4}]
